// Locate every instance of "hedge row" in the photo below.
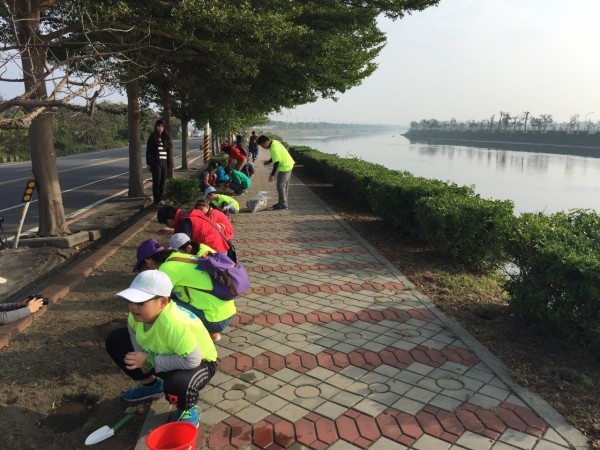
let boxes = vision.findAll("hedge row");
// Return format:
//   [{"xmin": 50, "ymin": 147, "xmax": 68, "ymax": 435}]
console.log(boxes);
[
  {"xmin": 505, "ymin": 210, "xmax": 600, "ymax": 355},
  {"xmin": 290, "ymin": 146, "xmax": 600, "ymax": 356}
]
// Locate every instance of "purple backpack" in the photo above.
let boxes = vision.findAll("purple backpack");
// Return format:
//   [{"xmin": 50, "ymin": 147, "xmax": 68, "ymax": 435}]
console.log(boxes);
[{"xmin": 195, "ymin": 253, "xmax": 250, "ymax": 300}]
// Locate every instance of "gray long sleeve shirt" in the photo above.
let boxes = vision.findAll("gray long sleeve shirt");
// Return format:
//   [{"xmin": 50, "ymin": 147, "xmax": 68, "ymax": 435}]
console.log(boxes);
[{"xmin": 0, "ymin": 303, "xmax": 30, "ymax": 325}]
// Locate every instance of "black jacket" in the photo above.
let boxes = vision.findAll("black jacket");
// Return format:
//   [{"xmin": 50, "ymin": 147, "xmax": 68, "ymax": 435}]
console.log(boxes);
[{"xmin": 146, "ymin": 132, "xmax": 173, "ymax": 166}]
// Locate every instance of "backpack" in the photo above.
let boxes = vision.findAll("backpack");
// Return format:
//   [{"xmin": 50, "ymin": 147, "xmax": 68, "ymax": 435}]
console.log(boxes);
[
  {"xmin": 196, "ymin": 253, "xmax": 250, "ymax": 299},
  {"xmin": 168, "ymin": 254, "xmax": 250, "ymax": 300}
]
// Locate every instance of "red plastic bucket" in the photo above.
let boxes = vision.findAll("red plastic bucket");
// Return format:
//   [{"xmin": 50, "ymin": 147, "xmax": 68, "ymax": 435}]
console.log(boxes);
[{"xmin": 146, "ymin": 422, "xmax": 198, "ymax": 450}]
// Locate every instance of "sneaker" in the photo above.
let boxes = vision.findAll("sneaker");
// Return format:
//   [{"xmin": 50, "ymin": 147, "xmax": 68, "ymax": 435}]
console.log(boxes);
[
  {"xmin": 273, "ymin": 204, "xmax": 288, "ymax": 210},
  {"xmin": 271, "ymin": 203, "xmax": 282, "ymax": 209},
  {"xmin": 123, "ymin": 378, "xmax": 163, "ymax": 402},
  {"xmin": 210, "ymin": 332, "xmax": 222, "ymax": 342},
  {"xmin": 177, "ymin": 406, "xmax": 200, "ymax": 428}
]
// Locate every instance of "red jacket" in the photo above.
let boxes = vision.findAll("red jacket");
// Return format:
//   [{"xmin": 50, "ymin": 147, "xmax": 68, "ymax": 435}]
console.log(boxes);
[
  {"xmin": 207, "ymin": 209, "xmax": 234, "ymax": 240},
  {"xmin": 227, "ymin": 145, "xmax": 247, "ymax": 167},
  {"xmin": 175, "ymin": 209, "xmax": 229, "ymax": 252}
]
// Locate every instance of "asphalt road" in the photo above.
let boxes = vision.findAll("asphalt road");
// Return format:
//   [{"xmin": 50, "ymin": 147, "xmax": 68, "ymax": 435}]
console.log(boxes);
[{"xmin": 0, "ymin": 138, "xmax": 204, "ymax": 238}]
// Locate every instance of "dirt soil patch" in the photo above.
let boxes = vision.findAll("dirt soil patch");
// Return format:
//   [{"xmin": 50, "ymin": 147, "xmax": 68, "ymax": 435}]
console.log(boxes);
[
  {"xmin": 294, "ymin": 165, "xmax": 600, "ymax": 449},
  {"xmin": 0, "ymin": 225, "xmax": 161, "ymax": 450}
]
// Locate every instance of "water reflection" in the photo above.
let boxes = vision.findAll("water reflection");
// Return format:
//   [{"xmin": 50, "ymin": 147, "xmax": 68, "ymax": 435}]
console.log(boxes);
[{"xmin": 285, "ymin": 132, "xmax": 600, "ymax": 214}]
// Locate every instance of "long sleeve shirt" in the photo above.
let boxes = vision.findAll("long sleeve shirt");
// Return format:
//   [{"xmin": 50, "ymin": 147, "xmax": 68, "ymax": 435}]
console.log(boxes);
[{"xmin": 0, "ymin": 303, "xmax": 30, "ymax": 325}]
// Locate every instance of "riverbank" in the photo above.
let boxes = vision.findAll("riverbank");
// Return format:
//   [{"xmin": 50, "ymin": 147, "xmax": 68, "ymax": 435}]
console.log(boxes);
[{"xmin": 403, "ymin": 130, "xmax": 600, "ymax": 158}]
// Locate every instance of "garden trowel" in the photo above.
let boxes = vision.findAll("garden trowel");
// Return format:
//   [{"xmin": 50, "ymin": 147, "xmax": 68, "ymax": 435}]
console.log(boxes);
[{"xmin": 85, "ymin": 412, "xmax": 135, "ymax": 445}]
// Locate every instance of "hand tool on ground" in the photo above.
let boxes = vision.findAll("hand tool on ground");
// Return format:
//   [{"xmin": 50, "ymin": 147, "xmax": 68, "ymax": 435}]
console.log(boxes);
[{"xmin": 85, "ymin": 412, "xmax": 135, "ymax": 445}]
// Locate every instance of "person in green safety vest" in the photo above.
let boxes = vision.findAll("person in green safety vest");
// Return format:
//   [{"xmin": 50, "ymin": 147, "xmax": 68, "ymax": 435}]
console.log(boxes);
[
  {"xmin": 204, "ymin": 186, "xmax": 240, "ymax": 215},
  {"xmin": 258, "ymin": 135, "xmax": 295, "ymax": 210},
  {"xmin": 105, "ymin": 270, "xmax": 217, "ymax": 428}
]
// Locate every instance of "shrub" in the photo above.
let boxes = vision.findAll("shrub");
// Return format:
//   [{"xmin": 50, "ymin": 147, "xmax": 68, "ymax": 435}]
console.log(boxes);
[
  {"xmin": 416, "ymin": 193, "xmax": 515, "ymax": 271},
  {"xmin": 505, "ymin": 210, "xmax": 600, "ymax": 356},
  {"xmin": 366, "ymin": 173, "xmax": 474, "ymax": 238},
  {"xmin": 164, "ymin": 178, "xmax": 201, "ymax": 205}
]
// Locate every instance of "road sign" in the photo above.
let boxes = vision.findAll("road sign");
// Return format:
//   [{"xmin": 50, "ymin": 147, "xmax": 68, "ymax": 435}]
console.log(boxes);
[{"xmin": 22, "ymin": 180, "xmax": 36, "ymax": 202}]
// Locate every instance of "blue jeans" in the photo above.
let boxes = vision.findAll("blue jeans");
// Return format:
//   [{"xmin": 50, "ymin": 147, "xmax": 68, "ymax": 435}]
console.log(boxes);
[{"xmin": 173, "ymin": 298, "xmax": 233, "ymax": 333}]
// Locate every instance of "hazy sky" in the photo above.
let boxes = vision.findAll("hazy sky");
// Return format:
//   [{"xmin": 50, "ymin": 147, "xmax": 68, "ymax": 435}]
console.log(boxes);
[{"xmin": 270, "ymin": 0, "xmax": 600, "ymax": 126}]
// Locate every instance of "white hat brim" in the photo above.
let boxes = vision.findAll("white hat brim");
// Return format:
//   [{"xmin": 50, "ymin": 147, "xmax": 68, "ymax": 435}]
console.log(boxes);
[{"xmin": 116, "ymin": 288, "xmax": 156, "ymax": 303}]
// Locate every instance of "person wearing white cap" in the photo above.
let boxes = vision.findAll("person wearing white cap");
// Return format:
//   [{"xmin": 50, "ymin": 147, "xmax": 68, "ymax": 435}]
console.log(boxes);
[
  {"xmin": 105, "ymin": 270, "xmax": 217, "ymax": 428},
  {"xmin": 168, "ymin": 232, "xmax": 214, "ymax": 258}
]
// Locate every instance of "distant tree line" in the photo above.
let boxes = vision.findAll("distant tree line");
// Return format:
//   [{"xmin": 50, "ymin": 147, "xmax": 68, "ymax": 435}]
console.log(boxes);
[
  {"xmin": 410, "ymin": 112, "xmax": 597, "ymax": 134},
  {"xmin": 0, "ymin": 102, "xmax": 175, "ymax": 160},
  {"xmin": 267, "ymin": 121, "xmax": 396, "ymax": 132}
]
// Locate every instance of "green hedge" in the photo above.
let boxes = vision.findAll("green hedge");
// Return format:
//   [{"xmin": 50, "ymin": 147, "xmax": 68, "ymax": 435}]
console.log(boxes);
[
  {"xmin": 505, "ymin": 210, "xmax": 600, "ymax": 355},
  {"xmin": 416, "ymin": 193, "xmax": 515, "ymax": 271},
  {"xmin": 164, "ymin": 178, "xmax": 201, "ymax": 205}
]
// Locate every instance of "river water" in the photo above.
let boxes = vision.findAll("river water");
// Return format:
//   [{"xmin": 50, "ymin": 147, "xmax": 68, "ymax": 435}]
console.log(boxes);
[{"xmin": 285, "ymin": 131, "xmax": 600, "ymax": 215}]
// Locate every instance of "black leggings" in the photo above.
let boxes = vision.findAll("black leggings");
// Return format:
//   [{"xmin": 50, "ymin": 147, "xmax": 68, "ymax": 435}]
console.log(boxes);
[
  {"xmin": 105, "ymin": 328, "xmax": 216, "ymax": 410},
  {"xmin": 150, "ymin": 161, "xmax": 168, "ymax": 203}
]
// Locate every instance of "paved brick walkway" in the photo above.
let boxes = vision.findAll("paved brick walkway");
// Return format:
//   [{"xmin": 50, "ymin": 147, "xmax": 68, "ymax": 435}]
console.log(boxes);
[{"xmin": 136, "ymin": 158, "xmax": 589, "ymax": 450}]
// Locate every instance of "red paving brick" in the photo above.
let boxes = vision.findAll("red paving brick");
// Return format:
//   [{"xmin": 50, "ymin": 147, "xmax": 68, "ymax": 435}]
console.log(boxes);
[
  {"xmin": 253, "ymin": 351, "xmax": 286, "ymax": 375},
  {"xmin": 502, "ymin": 402, "xmax": 547, "ymax": 434},
  {"xmin": 209, "ymin": 417, "xmax": 252, "ymax": 449},
  {"xmin": 294, "ymin": 415, "xmax": 337, "ymax": 448},
  {"xmin": 416, "ymin": 409, "xmax": 444, "ymax": 438},
  {"xmin": 253, "ymin": 415, "xmax": 295, "ymax": 449},
  {"xmin": 409, "ymin": 345, "xmax": 446, "ymax": 368},
  {"xmin": 248, "ymin": 281, "xmax": 405, "ymax": 296},
  {"xmin": 238, "ymin": 247, "xmax": 369, "ymax": 257},
  {"xmin": 286, "ymin": 350, "xmax": 318, "ymax": 373},
  {"xmin": 441, "ymin": 345, "xmax": 480, "ymax": 367},
  {"xmin": 219, "ymin": 352, "xmax": 253, "ymax": 376},
  {"xmin": 376, "ymin": 408, "xmax": 423, "ymax": 446}
]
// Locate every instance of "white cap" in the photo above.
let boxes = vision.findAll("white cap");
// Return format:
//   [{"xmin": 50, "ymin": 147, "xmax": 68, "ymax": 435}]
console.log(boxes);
[
  {"xmin": 169, "ymin": 232, "xmax": 191, "ymax": 250},
  {"xmin": 0, "ymin": 276, "xmax": 6, "ymax": 284},
  {"xmin": 116, "ymin": 270, "xmax": 173, "ymax": 303},
  {"xmin": 204, "ymin": 186, "xmax": 216, "ymax": 197}
]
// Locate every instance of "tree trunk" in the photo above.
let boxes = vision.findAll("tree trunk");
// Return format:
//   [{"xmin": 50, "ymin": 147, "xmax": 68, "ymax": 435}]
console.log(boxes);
[
  {"xmin": 159, "ymin": 86, "xmax": 174, "ymax": 178},
  {"xmin": 126, "ymin": 79, "xmax": 145, "ymax": 197},
  {"xmin": 17, "ymin": 3, "xmax": 69, "ymax": 237},
  {"xmin": 180, "ymin": 118, "xmax": 189, "ymax": 169}
]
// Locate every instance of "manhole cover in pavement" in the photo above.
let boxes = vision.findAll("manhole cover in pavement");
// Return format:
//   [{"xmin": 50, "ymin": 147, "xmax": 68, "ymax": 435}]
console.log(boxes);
[
  {"xmin": 295, "ymin": 386, "xmax": 320, "ymax": 398},
  {"xmin": 224, "ymin": 390, "xmax": 246, "ymax": 400},
  {"xmin": 282, "ymin": 300, "xmax": 298, "ymax": 307},
  {"xmin": 368, "ymin": 383, "xmax": 390, "ymax": 393},
  {"xmin": 436, "ymin": 378, "xmax": 464, "ymax": 390},
  {"xmin": 288, "ymin": 333, "xmax": 307, "ymax": 342},
  {"xmin": 345, "ymin": 332, "xmax": 362, "ymax": 340},
  {"xmin": 230, "ymin": 336, "xmax": 247, "ymax": 344}
]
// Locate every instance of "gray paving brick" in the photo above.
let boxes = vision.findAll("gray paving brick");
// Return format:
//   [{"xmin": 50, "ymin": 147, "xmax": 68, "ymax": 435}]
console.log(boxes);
[
  {"xmin": 455, "ymin": 431, "xmax": 495, "ymax": 449},
  {"xmin": 429, "ymin": 393, "xmax": 464, "ymax": 411},
  {"xmin": 391, "ymin": 396, "xmax": 426, "ymax": 415},
  {"xmin": 499, "ymin": 428, "xmax": 539, "ymax": 449},
  {"xmin": 412, "ymin": 434, "xmax": 452, "ymax": 450}
]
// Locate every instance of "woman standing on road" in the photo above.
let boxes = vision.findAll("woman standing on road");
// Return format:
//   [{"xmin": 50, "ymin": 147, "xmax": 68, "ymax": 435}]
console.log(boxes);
[{"xmin": 146, "ymin": 119, "xmax": 173, "ymax": 206}]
